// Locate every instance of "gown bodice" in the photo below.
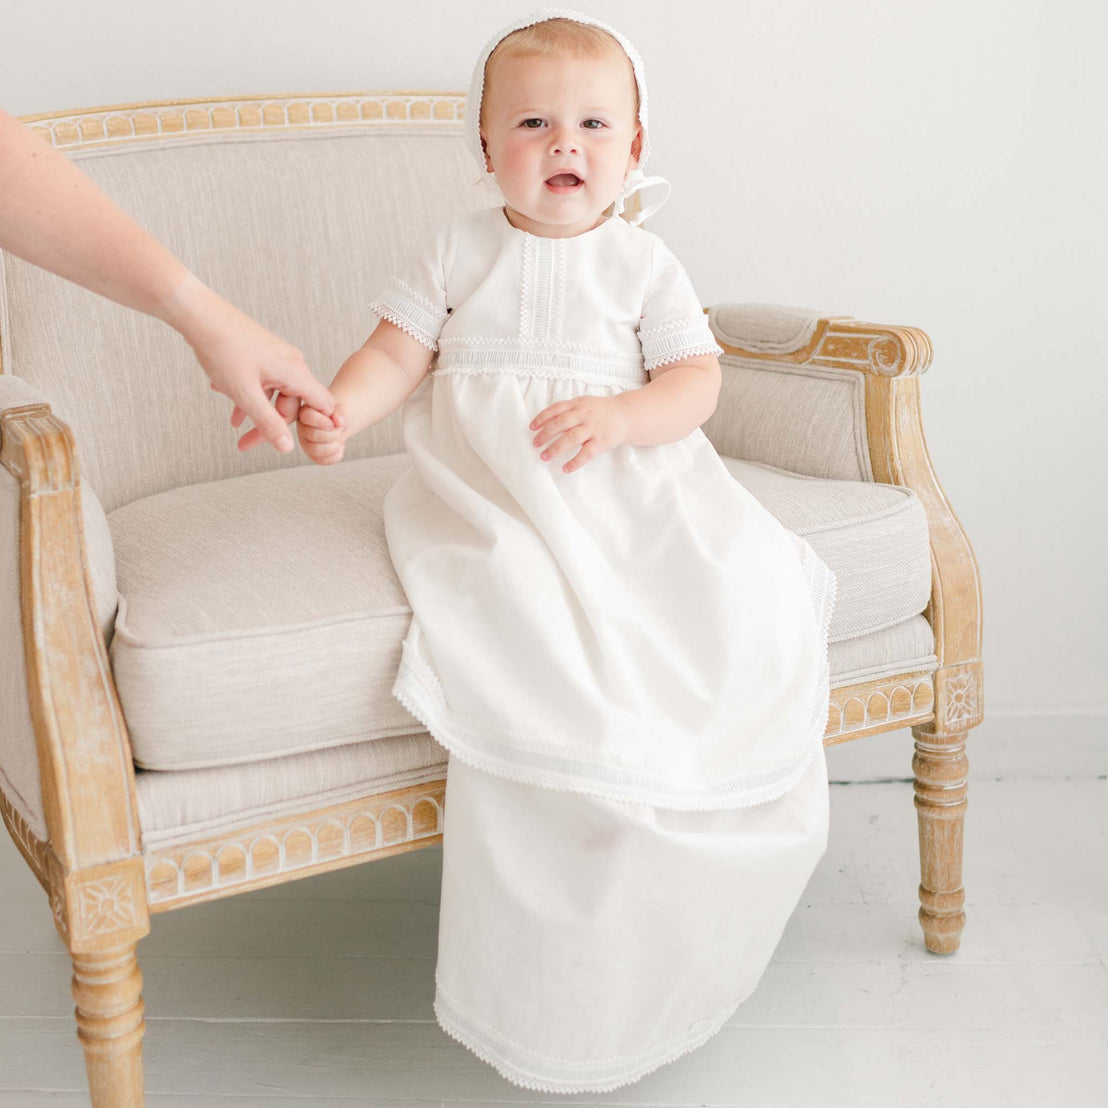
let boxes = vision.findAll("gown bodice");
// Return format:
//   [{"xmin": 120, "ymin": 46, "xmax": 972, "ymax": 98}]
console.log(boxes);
[{"xmin": 369, "ymin": 204, "xmax": 725, "ymax": 391}]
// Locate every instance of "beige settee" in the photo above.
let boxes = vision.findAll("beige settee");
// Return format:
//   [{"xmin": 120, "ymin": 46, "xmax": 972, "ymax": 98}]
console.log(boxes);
[{"xmin": 0, "ymin": 91, "xmax": 983, "ymax": 1107}]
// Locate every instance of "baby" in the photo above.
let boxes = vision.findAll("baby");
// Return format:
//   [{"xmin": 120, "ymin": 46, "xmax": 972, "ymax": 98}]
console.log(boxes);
[
  {"xmin": 253, "ymin": 10, "xmax": 837, "ymax": 1092},
  {"xmin": 292, "ymin": 13, "xmax": 722, "ymax": 469}
]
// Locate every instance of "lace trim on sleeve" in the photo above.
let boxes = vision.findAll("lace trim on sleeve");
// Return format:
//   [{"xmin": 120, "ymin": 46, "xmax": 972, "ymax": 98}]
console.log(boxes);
[
  {"xmin": 368, "ymin": 278, "xmax": 449, "ymax": 353},
  {"xmin": 640, "ymin": 316, "xmax": 725, "ymax": 372}
]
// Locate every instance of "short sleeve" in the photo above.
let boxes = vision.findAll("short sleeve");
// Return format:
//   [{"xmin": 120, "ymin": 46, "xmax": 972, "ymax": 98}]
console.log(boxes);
[
  {"xmin": 368, "ymin": 220, "xmax": 455, "ymax": 352},
  {"xmin": 637, "ymin": 238, "xmax": 725, "ymax": 372}
]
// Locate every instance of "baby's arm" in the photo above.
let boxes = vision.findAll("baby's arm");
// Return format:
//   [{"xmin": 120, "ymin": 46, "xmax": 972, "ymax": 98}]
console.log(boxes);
[
  {"xmin": 612, "ymin": 352, "xmax": 721, "ymax": 446},
  {"xmin": 298, "ymin": 319, "xmax": 435, "ymax": 464},
  {"xmin": 320, "ymin": 319, "xmax": 436, "ymax": 436},
  {"xmin": 620, "ymin": 236, "xmax": 724, "ymax": 447}
]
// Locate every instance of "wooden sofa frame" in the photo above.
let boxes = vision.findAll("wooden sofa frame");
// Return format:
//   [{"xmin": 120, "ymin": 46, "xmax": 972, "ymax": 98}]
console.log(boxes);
[{"xmin": 0, "ymin": 92, "xmax": 983, "ymax": 1107}]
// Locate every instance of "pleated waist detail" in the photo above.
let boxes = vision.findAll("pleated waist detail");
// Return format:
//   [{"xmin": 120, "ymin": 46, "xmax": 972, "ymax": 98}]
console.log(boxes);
[{"xmin": 434, "ymin": 339, "xmax": 649, "ymax": 389}]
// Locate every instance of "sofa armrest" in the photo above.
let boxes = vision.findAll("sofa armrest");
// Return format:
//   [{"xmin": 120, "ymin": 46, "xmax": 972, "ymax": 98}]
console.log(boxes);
[
  {"xmin": 702, "ymin": 302, "xmax": 982, "ymax": 730},
  {"xmin": 701, "ymin": 302, "xmax": 932, "ymax": 474},
  {"xmin": 0, "ymin": 376, "xmax": 148, "ymax": 948}
]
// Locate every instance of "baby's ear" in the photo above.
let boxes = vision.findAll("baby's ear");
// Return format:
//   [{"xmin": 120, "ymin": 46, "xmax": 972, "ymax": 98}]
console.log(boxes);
[{"xmin": 629, "ymin": 122, "xmax": 644, "ymax": 167}]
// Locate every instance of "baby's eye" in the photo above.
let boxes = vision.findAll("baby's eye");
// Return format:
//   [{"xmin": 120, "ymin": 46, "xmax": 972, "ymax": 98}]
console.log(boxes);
[{"xmin": 519, "ymin": 118, "xmax": 607, "ymax": 129}]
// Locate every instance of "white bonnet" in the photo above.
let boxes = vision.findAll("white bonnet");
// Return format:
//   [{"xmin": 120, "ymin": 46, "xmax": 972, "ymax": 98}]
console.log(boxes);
[{"xmin": 464, "ymin": 7, "xmax": 671, "ymax": 226}]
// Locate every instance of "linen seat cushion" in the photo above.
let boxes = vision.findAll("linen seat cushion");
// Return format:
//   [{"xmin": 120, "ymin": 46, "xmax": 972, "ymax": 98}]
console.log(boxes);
[
  {"xmin": 107, "ymin": 453, "xmax": 418, "ymax": 771},
  {"xmin": 134, "ymin": 730, "xmax": 448, "ymax": 850},
  {"xmin": 105, "ymin": 452, "xmax": 934, "ymax": 773},
  {"xmin": 718, "ymin": 456, "xmax": 932, "ymax": 640}
]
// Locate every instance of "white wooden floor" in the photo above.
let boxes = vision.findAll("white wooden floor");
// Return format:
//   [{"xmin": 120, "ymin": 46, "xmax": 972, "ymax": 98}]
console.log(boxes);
[{"xmin": 1, "ymin": 718, "xmax": 1104, "ymax": 1107}]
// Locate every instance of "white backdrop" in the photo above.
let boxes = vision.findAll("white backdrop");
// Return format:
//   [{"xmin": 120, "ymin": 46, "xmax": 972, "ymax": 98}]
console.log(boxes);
[{"xmin": 2, "ymin": 0, "xmax": 1105, "ymax": 723}]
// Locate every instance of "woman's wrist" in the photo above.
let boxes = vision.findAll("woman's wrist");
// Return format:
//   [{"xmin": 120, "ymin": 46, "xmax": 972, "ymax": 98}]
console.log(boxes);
[{"xmin": 155, "ymin": 268, "xmax": 222, "ymax": 346}]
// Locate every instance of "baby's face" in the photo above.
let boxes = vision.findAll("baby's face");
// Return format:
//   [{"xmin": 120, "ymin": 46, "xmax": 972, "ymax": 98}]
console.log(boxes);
[{"xmin": 480, "ymin": 50, "xmax": 643, "ymax": 238}]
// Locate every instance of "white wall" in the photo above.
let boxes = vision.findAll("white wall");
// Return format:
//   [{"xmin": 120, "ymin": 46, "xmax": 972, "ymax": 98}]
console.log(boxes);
[{"xmin": 2, "ymin": 0, "xmax": 1105, "ymax": 721}]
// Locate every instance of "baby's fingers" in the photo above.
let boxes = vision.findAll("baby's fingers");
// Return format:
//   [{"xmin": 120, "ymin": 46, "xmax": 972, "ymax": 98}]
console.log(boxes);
[
  {"xmin": 298, "ymin": 405, "xmax": 334, "ymax": 428},
  {"xmin": 299, "ymin": 420, "xmax": 342, "ymax": 445},
  {"xmin": 309, "ymin": 441, "xmax": 345, "ymax": 465}
]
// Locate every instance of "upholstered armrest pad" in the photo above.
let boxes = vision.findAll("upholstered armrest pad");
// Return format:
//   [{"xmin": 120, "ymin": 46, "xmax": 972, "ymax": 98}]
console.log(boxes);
[
  {"xmin": 0, "ymin": 374, "xmax": 118, "ymax": 842},
  {"xmin": 708, "ymin": 303, "xmax": 829, "ymax": 355},
  {"xmin": 702, "ymin": 303, "xmax": 867, "ymax": 481}
]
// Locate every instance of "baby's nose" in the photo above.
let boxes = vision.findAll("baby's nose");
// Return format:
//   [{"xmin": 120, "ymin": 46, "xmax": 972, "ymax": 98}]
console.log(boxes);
[{"xmin": 548, "ymin": 129, "xmax": 578, "ymax": 154}]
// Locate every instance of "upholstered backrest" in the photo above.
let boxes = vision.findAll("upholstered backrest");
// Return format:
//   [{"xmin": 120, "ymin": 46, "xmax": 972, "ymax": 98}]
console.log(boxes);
[
  {"xmin": 0, "ymin": 95, "xmax": 886, "ymax": 514},
  {"xmin": 0, "ymin": 96, "xmax": 502, "ymax": 513}
]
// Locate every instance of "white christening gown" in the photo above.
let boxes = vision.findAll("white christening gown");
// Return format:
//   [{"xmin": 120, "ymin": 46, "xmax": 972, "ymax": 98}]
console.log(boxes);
[{"xmin": 371, "ymin": 204, "xmax": 838, "ymax": 1094}]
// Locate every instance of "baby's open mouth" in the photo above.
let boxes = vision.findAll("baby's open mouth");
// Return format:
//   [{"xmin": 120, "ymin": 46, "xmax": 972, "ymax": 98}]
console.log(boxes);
[{"xmin": 545, "ymin": 173, "xmax": 584, "ymax": 191}]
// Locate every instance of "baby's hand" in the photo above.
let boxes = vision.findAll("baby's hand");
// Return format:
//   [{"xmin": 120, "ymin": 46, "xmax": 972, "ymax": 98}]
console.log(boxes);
[
  {"xmin": 530, "ymin": 395, "xmax": 629, "ymax": 474},
  {"xmin": 298, "ymin": 400, "xmax": 349, "ymax": 465}
]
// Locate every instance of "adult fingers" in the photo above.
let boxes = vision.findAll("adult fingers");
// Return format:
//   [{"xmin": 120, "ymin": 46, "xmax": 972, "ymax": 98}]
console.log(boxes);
[
  {"xmin": 276, "ymin": 359, "xmax": 337, "ymax": 419},
  {"xmin": 236, "ymin": 386, "xmax": 295, "ymax": 454},
  {"xmin": 236, "ymin": 425, "xmax": 265, "ymax": 452},
  {"xmin": 232, "ymin": 391, "xmax": 298, "ymax": 435}
]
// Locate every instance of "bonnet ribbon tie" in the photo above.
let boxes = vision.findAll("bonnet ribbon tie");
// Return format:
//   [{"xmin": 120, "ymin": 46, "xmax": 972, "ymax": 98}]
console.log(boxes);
[{"xmin": 612, "ymin": 168, "xmax": 672, "ymax": 227}]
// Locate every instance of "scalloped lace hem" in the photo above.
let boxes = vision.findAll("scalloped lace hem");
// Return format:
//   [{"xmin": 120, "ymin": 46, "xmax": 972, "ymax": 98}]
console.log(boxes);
[
  {"xmin": 390, "ymin": 532, "xmax": 838, "ymax": 812},
  {"xmin": 433, "ymin": 972, "xmax": 756, "ymax": 1095},
  {"xmin": 391, "ymin": 656, "xmax": 819, "ymax": 812}
]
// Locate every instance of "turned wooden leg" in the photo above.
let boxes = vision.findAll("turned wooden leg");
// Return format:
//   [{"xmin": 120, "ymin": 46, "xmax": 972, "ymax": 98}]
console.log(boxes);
[
  {"xmin": 911, "ymin": 722, "xmax": 968, "ymax": 953},
  {"xmin": 70, "ymin": 943, "xmax": 146, "ymax": 1107}
]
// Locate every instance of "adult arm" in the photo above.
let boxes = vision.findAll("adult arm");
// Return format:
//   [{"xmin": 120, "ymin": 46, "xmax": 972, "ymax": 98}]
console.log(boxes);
[{"xmin": 0, "ymin": 107, "xmax": 335, "ymax": 452}]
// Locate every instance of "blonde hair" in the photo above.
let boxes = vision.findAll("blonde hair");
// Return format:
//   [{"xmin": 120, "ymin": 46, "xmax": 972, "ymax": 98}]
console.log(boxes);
[{"xmin": 479, "ymin": 18, "xmax": 641, "ymax": 138}]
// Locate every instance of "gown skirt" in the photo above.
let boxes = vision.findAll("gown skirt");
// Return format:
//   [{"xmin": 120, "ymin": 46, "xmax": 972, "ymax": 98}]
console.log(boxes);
[{"xmin": 384, "ymin": 367, "xmax": 839, "ymax": 1095}]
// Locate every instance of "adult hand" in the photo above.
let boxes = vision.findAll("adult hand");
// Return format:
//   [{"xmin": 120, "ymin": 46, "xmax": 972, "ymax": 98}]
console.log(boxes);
[
  {"xmin": 166, "ymin": 272, "xmax": 337, "ymax": 454},
  {"xmin": 0, "ymin": 109, "xmax": 336, "ymax": 455}
]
